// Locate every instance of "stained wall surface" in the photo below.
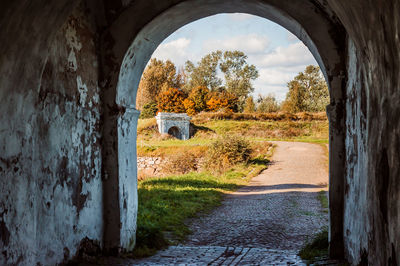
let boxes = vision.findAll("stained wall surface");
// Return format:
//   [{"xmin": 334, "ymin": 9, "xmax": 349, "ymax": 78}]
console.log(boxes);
[
  {"xmin": 329, "ymin": 1, "xmax": 400, "ymax": 264},
  {"xmin": 0, "ymin": 0, "xmax": 399, "ymax": 265},
  {"xmin": 0, "ymin": 2, "xmax": 104, "ymax": 265}
]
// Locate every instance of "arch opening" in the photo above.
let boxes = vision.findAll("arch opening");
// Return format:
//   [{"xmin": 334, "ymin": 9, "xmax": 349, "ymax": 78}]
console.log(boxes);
[
  {"xmin": 107, "ymin": 0, "xmax": 347, "ymax": 259},
  {"xmin": 167, "ymin": 126, "xmax": 182, "ymax": 139}
]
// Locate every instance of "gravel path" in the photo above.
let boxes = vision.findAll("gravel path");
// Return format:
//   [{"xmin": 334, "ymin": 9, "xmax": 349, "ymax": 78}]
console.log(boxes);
[{"xmin": 104, "ymin": 141, "xmax": 329, "ymax": 265}]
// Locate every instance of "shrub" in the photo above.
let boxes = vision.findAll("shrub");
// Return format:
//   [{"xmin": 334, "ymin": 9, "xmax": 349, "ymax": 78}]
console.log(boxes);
[
  {"xmin": 137, "ymin": 118, "xmax": 158, "ymax": 136},
  {"xmin": 206, "ymin": 135, "xmax": 252, "ymax": 171},
  {"xmin": 256, "ymin": 94, "xmax": 280, "ymax": 113},
  {"xmin": 191, "ymin": 111, "xmax": 328, "ymax": 123},
  {"xmin": 165, "ymin": 151, "xmax": 199, "ymax": 175},
  {"xmin": 140, "ymin": 102, "xmax": 158, "ymax": 118}
]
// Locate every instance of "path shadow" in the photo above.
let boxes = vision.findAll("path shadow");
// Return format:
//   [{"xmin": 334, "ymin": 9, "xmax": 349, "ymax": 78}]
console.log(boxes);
[{"xmin": 237, "ymin": 183, "xmax": 328, "ymax": 192}]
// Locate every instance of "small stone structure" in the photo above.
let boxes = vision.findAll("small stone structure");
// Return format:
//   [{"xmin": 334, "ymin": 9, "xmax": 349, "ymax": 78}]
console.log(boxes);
[{"xmin": 155, "ymin": 112, "xmax": 191, "ymax": 140}]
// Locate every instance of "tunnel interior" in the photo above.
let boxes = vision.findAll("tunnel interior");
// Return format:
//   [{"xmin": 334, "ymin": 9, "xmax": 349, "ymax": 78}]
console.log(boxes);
[{"xmin": 0, "ymin": 0, "xmax": 398, "ymax": 265}]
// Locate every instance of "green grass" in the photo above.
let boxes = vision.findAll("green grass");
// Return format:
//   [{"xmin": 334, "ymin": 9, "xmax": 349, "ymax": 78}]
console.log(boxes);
[
  {"xmin": 298, "ymin": 227, "xmax": 329, "ymax": 262},
  {"xmin": 317, "ymin": 190, "xmax": 329, "ymax": 213},
  {"xmin": 298, "ymin": 191, "xmax": 330, "ymax": 262},
  {"xmin": 138, "ymin": 136, "xmax": 213, "ymax": 148}
]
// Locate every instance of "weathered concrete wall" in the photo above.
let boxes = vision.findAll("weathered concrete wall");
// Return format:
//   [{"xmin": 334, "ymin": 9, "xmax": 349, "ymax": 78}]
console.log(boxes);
[
  {"xmin": 0, "ymin": 3, "xmax": 104, "ymax": 265},
  {"xmin": 343, "ymin": 40, "xmax": 370, "ymax": 264},
  {"xmin": 329, "ymin": 1, "xmax": 400, "ymax": 264}
]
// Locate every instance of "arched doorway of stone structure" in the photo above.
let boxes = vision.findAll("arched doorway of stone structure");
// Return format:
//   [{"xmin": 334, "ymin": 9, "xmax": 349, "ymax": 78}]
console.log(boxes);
[
  {"xmin": 167, "ymin": 126, "xmax": 182, "ymax": 139},
  {"xmin": 102, "ymin": 0, "xmax": 347, "ymax": 259}
]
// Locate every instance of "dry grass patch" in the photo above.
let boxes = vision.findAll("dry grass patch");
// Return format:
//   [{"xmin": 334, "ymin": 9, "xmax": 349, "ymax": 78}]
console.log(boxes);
[{"xmin": 192, "ymin": 111, "xmax": 327, "ymax": 123}]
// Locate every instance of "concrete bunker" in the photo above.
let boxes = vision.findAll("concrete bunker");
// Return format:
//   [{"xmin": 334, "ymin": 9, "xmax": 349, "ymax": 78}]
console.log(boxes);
[{"xmin": 156, "ymin": 112, "xmax": 191, "ymax": 140}]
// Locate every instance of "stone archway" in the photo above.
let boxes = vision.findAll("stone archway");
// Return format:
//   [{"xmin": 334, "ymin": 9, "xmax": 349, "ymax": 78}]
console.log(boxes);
[
  {"xmin": 1, "ymin": 1, "xmax": 399, "ymax": 265},
  {"xmin": 102, "ymin": 0, "xmax": 347, "ymax": 259}
]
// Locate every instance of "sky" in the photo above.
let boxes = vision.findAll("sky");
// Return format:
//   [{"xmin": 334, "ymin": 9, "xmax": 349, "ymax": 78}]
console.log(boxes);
[{"xmin": 150, "ymin": 13, "xmax": 318, "ymax": 102}]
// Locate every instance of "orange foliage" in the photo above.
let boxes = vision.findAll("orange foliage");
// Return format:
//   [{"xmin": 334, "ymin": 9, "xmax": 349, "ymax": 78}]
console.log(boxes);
[
  {"xmin": 183, "ymin": 99, "xmax": 196, "ymax": 116},
  {"xmin": 206, "ymin": 91, "xmax": 238, "ymax": 112},
  {"xmin": 157, "ymin": 87, "xmax": 186, "ymax": 113}
]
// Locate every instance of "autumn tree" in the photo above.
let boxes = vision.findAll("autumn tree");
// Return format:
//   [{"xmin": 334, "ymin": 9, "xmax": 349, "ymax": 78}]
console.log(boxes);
[
  {"xmin": 136, "ymin": 59, "xmax": 183, "ymax": 110},
  {"xmin": 243, "ymin": 96, "xmax": 256, "ymax": 113},
  {"xmin": 220, "ymin": 51, "xmax": 259, "ymax": 110},
  {"xmin": 187, "ymin": 86, "xmax": 210, "ymax": 113},
  {"xmin": 256, "ymin": 94, "xmax": 280, "ymax": 113},
  {"xmin": 157, "ymin": 87, "xmax": 187, "ymax": 113},
  {"xmin": 183, "ymin": 98, "xmax": 196, "ymax": 116},
  {"xmin": 281, "ymin": 65, "xmax": 329, "ymax": 112},
  {"xmin": 206, "ymin": 91, "xmax": 238, "ymax": 112}
]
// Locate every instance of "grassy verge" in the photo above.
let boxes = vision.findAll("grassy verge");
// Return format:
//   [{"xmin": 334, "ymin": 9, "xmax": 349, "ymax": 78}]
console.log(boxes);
[
  {"xmin": 317, "ymin": 190, "xmax": 329, "ymax": 212},
  {"xmin": 299, "ymin": 191, "xmax": 329, "ymax": 262},
  {"xmin": 298, "ymin": 227, "xmax": 329, "ymax": 262},
  {"xmin": 132, "ymin": 161, "xmax": 269, "ymax": 258}
]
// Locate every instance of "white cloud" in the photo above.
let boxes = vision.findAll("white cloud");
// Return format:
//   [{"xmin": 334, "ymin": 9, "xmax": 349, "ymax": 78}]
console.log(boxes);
[
  {"xmin": 254, "ymin": 42, "xmax": 315, "ymax": 68},
  {"xmin": 151, "ymin": 38, "xmax": 193, "ymax": 66},
  {"xmin": 203, "ymin": 34, "xmax": 269, "ymax": 54},
  {"xmin": 247, "ymin": 41, "xmax": 317, "ymax": 101},
  {"xmin": 253, "ymin": 83, "xmax": 288, "ymax": 102},
  {"xmin": 252, "ymin": 69, "xmax": 293, "ymax": 101},
  {"xmin": 257, "ymin": 68, "xmax": 294, "ymax": 86}
]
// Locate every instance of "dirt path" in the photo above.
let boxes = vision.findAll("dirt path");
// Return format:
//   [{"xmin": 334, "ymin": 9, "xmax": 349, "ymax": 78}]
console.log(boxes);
[{"xmin": 122, "ymin": 142, "xmax": 329, "ymax": 265}]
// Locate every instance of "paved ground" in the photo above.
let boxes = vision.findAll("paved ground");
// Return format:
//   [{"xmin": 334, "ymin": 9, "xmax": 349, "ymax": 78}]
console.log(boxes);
[
  {"xmin": 127, "ymin": 142, "xmax": 329, "ymax": 265},
  {"xmin": 183, "ymin": 141, "xmax": 329, "ymax": 250},
  {"xmin": 90, "ymin": 142, "xmax": 329, "ymax": 265}
]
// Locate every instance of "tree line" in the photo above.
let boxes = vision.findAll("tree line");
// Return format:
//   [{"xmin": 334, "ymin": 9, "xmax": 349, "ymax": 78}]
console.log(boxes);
[{"xmin": 136, "ymin": 50, "xmax": 329, "ymax": 118}]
